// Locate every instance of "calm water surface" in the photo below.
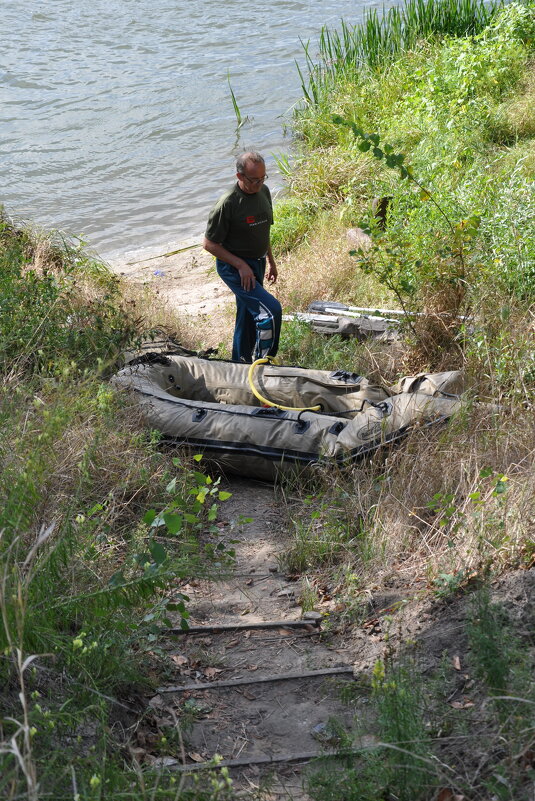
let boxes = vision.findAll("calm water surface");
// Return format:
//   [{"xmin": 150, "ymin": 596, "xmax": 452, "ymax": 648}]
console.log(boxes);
[{"xmin": 2, "ymin": 0, "xmax": 392, "ymax": 258}]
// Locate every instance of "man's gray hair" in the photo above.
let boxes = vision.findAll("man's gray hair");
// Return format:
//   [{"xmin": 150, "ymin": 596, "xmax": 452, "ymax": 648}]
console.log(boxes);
[{"xmin": 236, "ymin": 151, "xmax": 265, "ymax": 173}]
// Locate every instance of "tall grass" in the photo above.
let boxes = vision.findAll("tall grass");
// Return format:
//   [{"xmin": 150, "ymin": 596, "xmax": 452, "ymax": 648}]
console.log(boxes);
[
  {"xmin": 300, "ymin": 0, "xmax": 504, "ymax": 101},
  {"xmin": 0, "ymin": 218, "xmax": 233, "ymax": 800},
  {"xmin": 0, "ymin": 213, "xmax": 138, "ymax": 375}
]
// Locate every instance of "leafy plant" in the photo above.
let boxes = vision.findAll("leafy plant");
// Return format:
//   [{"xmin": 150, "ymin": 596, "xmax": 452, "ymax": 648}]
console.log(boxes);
[
  {"xmin": 307, "ymin": 659, "xmax": 435, "ymax": 801},
  {"xmin": 331, "ymin": 115, "xmax": 482, "ymax": 337}
]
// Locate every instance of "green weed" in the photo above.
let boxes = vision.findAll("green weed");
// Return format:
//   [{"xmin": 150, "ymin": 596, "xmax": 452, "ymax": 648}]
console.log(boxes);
[
  {"xmin": 307, "ymin": 659, "xmax": 436, "ymax": 801},
  {"xmin": 468, "ymin": 587, "xmax": 521, "ymax": 696},
  {"xmin": 278, "ymin": 318, "xmax": 370, "ymax": 373},
  {"xmin": 271, "ymin": 195, "xmax": 316, "ymax": 253}
]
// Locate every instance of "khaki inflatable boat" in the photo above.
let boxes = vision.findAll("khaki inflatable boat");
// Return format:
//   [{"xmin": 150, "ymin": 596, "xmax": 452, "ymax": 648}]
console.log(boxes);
[{"xmin": 113, "ymin": 351, "xmax": 463, "ymax": 480}]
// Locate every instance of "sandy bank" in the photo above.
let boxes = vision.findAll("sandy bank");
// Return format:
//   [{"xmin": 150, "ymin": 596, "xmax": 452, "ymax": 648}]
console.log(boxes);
[{"xmin": 108, "ymin": 236, "xmax": 233, "ymax": 317}]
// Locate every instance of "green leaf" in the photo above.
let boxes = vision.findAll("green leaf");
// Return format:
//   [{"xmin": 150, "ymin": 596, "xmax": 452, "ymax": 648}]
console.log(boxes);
[
  {"xmin": 218, "ymin": 491, "xmax": 232, "ymax": 501},
  {"xmin": 368, "ymin": 133, "xmax": 380, "ymax": 146},
  {"xmin": 184, "ymin": 513, "xmax": 198, "ymax": 524},
  {"xmin": 193, "ymin": 454, "xmax": 203, "ymax": 462},
  {"xmin": 149, "ymin": 540, "xmax": 167, "ymax": 565},
  {"xmin": 143, "ymin": 509, "xmax": 157, "ymax": 525},
  {"xmin": 358, "ymin": 140, "xmax": 371, "ymax": 152},
  {"xmin": 372, "ymin": 147, "xmax": 383, "ymax": 159},
  {"xmin": 109, "ymin": 571, "xmax": 125, "ymax": 587},
  {"xmin": 163, "ymin": 512, "xmax": 183, "ymax": 535},
  {"xmin": 180, "ymin": 618, "xmax": 190, "ymax": 632},
  {"xmin": 165, "ymin": 477, "xmax": 177, "ymax": 494}
]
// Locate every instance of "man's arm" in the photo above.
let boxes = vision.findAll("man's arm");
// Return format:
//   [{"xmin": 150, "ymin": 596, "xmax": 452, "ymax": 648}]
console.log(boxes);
[
  {"xmin": 266, "ymin": 243, "xmax": 278, "ymax": 284},
  {"xmin": 203, "ymin": 237, "xmax": 256, "ymax": 291}
]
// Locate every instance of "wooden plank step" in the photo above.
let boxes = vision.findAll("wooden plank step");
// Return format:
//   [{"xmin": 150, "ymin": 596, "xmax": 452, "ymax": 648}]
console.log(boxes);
[
  {"xmin": 157, "ymin": 665, "xmax": 354, "ymax": 694},
  {"xmin": 165, "ymin": 618, "xmax": 320, "ymax": 635},
  {"xmin": 166, "ymin": 748, "xmax": 340, "ymax": 772}
]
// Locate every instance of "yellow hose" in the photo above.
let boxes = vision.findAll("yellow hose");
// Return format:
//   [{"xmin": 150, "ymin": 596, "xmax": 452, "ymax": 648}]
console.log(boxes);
[{"xmin": 248, "ymin": 357, "xmax": 322, "ymax": 412}]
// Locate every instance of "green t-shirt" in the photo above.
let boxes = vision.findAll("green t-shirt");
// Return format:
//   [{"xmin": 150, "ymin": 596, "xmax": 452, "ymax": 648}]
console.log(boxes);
[{"xmin": 205, "ymin": 183, "xmax": 273, "ymax": 259}]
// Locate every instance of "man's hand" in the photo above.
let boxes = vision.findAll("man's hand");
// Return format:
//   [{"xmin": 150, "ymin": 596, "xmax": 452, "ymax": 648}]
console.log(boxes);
[
  {"xmin": 237, "ymin": 262, "xmax": 256, "ymax": 291},
  {"xmin": 266, "ymin": 260, "xmax": 278, "ymax": 284},
  {"xmin": 203, "ymin": 238, "xmax": 256, "ymax": 291}
]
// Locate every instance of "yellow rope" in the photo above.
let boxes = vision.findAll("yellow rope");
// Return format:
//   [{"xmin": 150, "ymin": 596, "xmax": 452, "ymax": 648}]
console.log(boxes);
[{"xmin": 247, "ymin": 357, "xmax": 322, "ymax": 412}]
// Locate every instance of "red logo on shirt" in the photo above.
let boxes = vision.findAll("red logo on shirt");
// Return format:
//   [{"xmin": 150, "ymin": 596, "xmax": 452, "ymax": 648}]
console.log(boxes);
[{"xmin": 246, "ymin": 216, "xmax": 255, "ymax": 224}]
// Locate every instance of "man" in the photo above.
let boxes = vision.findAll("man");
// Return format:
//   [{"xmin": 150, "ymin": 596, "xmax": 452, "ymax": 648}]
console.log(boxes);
[{"xmin": 203, "ymin": 151, "xmax": 282, "ymax": 363}]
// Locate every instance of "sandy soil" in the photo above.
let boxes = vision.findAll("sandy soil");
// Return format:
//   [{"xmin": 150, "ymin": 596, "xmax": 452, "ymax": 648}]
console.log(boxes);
[{"xmin": 109, "ymin": 237, "xmax": 234, "ymax": 318}]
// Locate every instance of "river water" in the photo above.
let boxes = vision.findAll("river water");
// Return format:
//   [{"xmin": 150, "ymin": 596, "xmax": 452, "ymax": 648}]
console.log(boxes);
[{"xmin": 2, "ymin": 0, "xmax": 393, "ymax": 259}]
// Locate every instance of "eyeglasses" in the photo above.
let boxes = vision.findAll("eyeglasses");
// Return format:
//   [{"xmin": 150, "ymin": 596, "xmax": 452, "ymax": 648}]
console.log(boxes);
[{"xmin": 241, "ymin": 173, "xmax": 268, "ymax": 186}]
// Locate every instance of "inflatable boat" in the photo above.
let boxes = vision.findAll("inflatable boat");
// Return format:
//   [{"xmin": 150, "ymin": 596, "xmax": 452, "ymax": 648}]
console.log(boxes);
[{"xmin": 113, "ymin": 349, "xmax": 463, "ymax": 480}]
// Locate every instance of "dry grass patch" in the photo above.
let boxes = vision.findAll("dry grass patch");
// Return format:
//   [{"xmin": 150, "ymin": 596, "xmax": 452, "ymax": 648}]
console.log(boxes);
[
  {"xmin": 281, "ymin": 403, "xmax": 534, "ymax": 597},
  {"xmin": 277, "ymin": 213, "xmax": 396, "ymax": 312},
  {"xmin": 289, "ymin": 145, "xmax": 373, "ymax": 205},
  {"xmin": 180, "ymin": 304, "xmax": 236, "ymax": 355},
  {"xmin": 494, "ymin": 59, "xmax": 535, "ymax": 141}
]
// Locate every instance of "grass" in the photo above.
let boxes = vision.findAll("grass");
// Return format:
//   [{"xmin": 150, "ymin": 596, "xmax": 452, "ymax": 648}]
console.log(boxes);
[
  {"xmin": 280, "ymin": 400, "xmax": 534, "ymax": 604},
  {"xmin": 275, "ymin": 214, "xmax": 396, "ymax": 314},
  {"xmin": 0, "ymin": 216, "xmax": 235, "ymax": 800},
  {"xmin": 300, "ymin": 0, "xmax": 505, "ymax": 101},
  {"xmin": 276, "ymin": 2, "xmax": 535, "ymax": 363},
  {"xmin": 306, "ymin": 590, "xmax": 535, "ymax": 800}
]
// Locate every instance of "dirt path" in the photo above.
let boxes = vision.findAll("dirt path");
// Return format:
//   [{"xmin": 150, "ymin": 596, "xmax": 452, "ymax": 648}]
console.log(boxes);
[
  {"xmin": 145, "ymin": 479, "xmax": 357, "ymax": 798},
  {"xmin": 110, "ymin": 248, "xmax": 358, "ymax": 796}
]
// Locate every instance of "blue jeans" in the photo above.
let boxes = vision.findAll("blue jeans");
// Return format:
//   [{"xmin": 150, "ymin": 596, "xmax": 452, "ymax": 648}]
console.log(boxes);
[{"xmin": 216, "ymin": 257, "xmax": 282, "ymax": 363}]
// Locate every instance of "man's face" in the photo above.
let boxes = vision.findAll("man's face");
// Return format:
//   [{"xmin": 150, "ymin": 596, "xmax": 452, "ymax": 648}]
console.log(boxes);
[{"xmin": 237, "ymin": 160, "xmax": 267, "ymax": 194}]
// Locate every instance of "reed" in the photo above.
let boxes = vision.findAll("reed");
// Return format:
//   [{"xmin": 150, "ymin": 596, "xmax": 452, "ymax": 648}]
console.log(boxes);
[
  {"xmin": 227, "ymin": 71, "xmax": 249, "ymax": 130},
  {"xmin": 301, "ymin": 0, "xmax": 504, "ymax": 102}
]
